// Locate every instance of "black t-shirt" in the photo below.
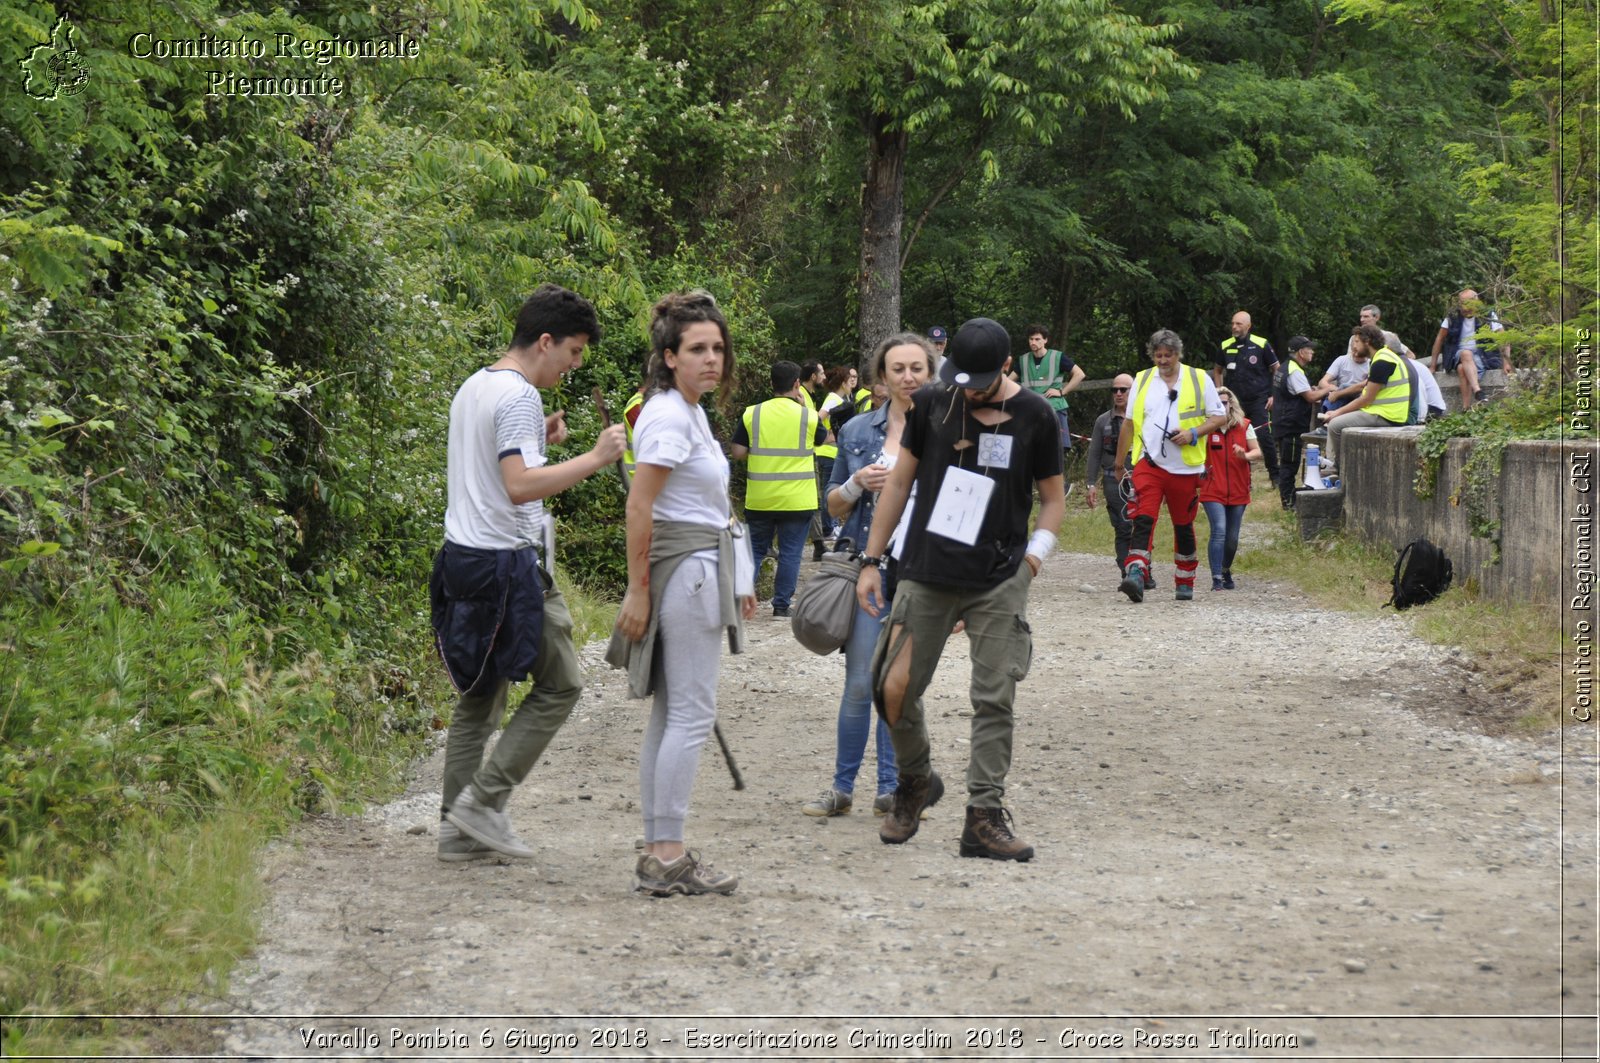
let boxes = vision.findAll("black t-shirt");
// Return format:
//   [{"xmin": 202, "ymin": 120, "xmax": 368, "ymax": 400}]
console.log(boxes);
[
  {"xmin": 1368, "ymin": 357, "xmax": 1396, "ymax": 386},
  {"xmin": 896, "ymin": 384, "xmax": 1063, "ymax": 590}
]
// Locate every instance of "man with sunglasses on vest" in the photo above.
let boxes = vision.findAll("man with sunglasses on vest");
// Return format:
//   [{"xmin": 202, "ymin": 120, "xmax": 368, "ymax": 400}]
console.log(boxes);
[{"xmin": 1113, "ymin": 329, "xmax": 1228, "ymax": 603}]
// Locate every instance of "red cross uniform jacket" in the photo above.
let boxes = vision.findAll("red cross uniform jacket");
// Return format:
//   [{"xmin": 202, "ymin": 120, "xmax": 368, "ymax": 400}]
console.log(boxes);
[{"xmin": 1199, "ymin": 420, "xmax": 1255, "ymax": 506}]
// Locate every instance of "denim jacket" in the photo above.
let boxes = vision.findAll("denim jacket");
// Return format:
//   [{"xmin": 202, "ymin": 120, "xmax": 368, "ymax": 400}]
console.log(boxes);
[{"xmin": 826, "ymin": 404, "xmax": 890, "ymax": 552}]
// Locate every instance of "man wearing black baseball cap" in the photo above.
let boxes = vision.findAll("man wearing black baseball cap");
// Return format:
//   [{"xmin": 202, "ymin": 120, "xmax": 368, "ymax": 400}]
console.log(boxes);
[
  {"xmin": 1272, "ymin": 336, "xmax": 1328, "ymax": 509},
  {"xmin": 854, "ymin": 317, "xmax": 1066, "ymax": 862},
  {"xmin": 926, "ymin": 325, "xmax": 948, "ymax": 371}
]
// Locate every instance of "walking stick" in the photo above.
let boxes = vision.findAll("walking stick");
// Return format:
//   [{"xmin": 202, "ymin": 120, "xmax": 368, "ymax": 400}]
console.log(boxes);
[
  {"xmin": 713, "ymin": 719, "xmax": 746, "ymax": 791},
  {"xmin": 594, "ymin": 387, "xmax": 745, "ymax": 791}
]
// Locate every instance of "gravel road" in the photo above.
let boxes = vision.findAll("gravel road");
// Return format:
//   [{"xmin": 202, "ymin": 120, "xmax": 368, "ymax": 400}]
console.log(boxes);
[{"xmin": 199, "ymin": 549, "xmax": 1597, "ymax": 1061}]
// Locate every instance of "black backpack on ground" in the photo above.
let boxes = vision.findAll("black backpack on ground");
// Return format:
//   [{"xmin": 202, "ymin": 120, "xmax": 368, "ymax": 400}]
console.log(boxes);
[{"xmin": 1385, "ymin": 537, "xmax": 1453, "ymax": 610}]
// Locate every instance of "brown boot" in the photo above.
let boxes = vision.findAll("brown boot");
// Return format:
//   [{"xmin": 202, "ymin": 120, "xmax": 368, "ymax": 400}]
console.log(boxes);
[
  {"xmin": 878, "ymin": 772, "xmax": 944, "ymax": 845},
  {"xmin": 959, "ymin": 806, "xmax": 1035, "ymax": 862}
]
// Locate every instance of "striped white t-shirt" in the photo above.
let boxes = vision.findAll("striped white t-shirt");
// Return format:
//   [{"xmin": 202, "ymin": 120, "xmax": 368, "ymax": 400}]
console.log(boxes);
[{"xmin": 443, "ymin": 368, "xmax": 546, "ymax": 550}]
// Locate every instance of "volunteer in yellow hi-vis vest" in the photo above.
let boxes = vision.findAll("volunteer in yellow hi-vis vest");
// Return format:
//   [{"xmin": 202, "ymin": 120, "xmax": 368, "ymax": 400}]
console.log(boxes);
[
  {"xmin": 1323, "ymin": 323, "xmax": 1413, "ymax": 476},
  {"xmin": 620, "ymin": 386, "xmax": 645, "ymax": 482},
  {"xmin": 731, "ymin": 360, "xmax": 826, "ymax": 617},
  {"xmin": 1112, "ymin": 329, "xmax": 1228, "ymax": 603}
]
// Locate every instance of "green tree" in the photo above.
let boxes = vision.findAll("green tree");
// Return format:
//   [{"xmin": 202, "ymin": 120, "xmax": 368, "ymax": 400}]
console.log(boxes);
[
  {"xmin": 839, "ymin": 0, "xmax": 1191, "ymax": 363},
  {"xmin": 1328, "ymin": 0, "xmax": 1598, "ymax": 363}
]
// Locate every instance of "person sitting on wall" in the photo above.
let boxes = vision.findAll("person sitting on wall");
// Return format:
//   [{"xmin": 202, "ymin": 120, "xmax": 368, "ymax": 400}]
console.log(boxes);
[{"xmin": 1320, "ymin": 324, "xmax": 1412, "ymax": 479}]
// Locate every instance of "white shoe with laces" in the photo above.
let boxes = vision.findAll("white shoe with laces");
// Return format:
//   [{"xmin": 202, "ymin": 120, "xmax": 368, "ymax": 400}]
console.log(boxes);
[{"xmin": 446, "ymin": 787, "xmax": 535, "ymax": 860}]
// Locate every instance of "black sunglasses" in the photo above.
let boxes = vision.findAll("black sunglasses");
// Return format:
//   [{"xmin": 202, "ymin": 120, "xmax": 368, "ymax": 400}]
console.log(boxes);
[{"xmin": 1111, "ymin": 386, "xmax": 1130, "ymax": 393}]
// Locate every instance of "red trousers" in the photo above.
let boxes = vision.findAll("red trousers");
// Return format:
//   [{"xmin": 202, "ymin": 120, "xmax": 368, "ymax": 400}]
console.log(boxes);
[{"xmin": 1127, "ymin": 460, "xmax": 1202, "ymax": 587}]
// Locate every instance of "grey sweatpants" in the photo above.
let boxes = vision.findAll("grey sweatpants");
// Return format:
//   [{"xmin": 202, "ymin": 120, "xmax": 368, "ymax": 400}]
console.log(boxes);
[{"xmin": 639, "ymin": 554, "xmax": 724, "ymax": 843}]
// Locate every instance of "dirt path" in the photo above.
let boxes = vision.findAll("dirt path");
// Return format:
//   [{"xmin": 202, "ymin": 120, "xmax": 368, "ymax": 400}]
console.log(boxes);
[{"xmin": 202, "ymin": 550, "xmax": 1597, "ymax": 1060}]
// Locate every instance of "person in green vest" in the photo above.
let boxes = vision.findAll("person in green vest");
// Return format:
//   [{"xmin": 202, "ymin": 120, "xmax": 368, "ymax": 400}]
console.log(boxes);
[
  {"xmin": 1321, "ymin": 324, "xmax": 1413, "ymax": 478},
  {"xmin": 730, "ymin": 360, "xmax": 828, "ymax": 617},
  {"xmin": 1009, "ymin": 323, "xmax": 1084, "ymax": 450}
]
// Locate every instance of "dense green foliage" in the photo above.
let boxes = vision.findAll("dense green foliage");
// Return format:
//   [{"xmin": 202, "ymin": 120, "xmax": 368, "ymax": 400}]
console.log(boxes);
[
  {"xmin": 0, "ymin": 0, "xmax": 1589, "ymax": 1041},
  {"xmin": 1413, "ymin": 371, "xmax": 1572, "ymax": 548}
]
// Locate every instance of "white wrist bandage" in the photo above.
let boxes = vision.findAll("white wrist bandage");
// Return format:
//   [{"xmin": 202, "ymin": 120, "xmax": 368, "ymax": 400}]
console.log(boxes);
[
  {"xmin": 837, "ymin": 478, "xmax": 865, "ymax": 504},
  {"xmin": 1026, "ymin": 529, "xmax": 1056, "ymax": 563}
]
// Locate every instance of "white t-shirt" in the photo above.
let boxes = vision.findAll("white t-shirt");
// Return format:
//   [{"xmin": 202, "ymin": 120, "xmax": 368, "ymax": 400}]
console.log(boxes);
[
  {"xmin": 1323, "ymin": 354, "xmax": 1371, "ymax": 391},
  {"xmin": 1440, "ymin": 313, "xmax": 1503, "ymax": 352},
  {"xmin": 1138, "ymin": 370, "xmax": 1225, "ymax": 475},
  {"xmin": 443, "ymin": 368, "xmax": 547, "ymax": 551},
  {"xmin": 1409, "ymin": 357, "xmax": 1446, "ymax": 413},
  {"xmin": 633, "ymin": 389, "xmax": 730, "ymax": 534}
]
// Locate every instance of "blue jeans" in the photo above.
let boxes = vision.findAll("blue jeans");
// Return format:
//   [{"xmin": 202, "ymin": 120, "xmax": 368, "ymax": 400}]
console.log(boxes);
[
  {"xmin": 1202, "ymin": 501, "xmax": 1245, "ymax": 577},
  {"xmin": 814, "ymin": 456, "xmax": 835, "ymax": 540},
  {"xmin": 1055, "ymin": 408, "xmax": 1071, "ymax": 446},
  {"xmin": 746, "ymin": 509, "xmax": 810, "ymax": 609},
  {"xmin": 832, "ymin": 600, "xmax": 897, "ymax": 796}
]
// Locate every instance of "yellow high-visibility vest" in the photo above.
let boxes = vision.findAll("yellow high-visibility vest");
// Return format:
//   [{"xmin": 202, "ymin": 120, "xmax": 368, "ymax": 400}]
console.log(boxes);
[
  {"xmin": 1128, "ymin": 364, "xmax": 1209, "ymax": 467},
  {"xmin": 620, "ymin": 389, "xmax": 645, "ymax": 482},
  {"xmin": 815, "ymin": 392, "xmax": 843, "ymax": 460},
  {"xmin": 743, "ymin": 397, "xmax": 817, "ymax": 511},
  {"xmin": 1367, "ymin": 347, "xmax": 1412, "ymax": 424}
]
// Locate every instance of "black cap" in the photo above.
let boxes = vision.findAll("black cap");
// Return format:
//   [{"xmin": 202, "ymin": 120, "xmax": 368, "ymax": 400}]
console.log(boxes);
[
  {"xmin": 938, "ymin": 318, "xmax": 1011, "ymax": 390},
  {"xmin": 1287, "ymin": 335, "xmax": 1316, "ymax": 353}
]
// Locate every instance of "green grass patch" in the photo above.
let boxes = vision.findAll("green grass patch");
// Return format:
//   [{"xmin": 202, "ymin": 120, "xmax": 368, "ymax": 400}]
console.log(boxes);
[
  {"xmin": 552, "ymin": 561, "xmax": 621, "ymax": 647},
  {"xmin": 0, "ymin": 564, "xmax": 440, "ymax": 1055}
]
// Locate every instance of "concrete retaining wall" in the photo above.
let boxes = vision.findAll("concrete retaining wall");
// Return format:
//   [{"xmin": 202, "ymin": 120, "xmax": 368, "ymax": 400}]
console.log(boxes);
[{"xmin": 1339, "ymin": 427, "xmax": 1595, "ymax": 602}]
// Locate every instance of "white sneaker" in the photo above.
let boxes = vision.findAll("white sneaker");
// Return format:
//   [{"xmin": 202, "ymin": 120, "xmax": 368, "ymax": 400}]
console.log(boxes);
[
  {"xmin": 446, "ymin": 788, "xmax": 535, "ymax": 859},
  {"xmin": 437, "ymin": 820, "xmax": 499, "ymax": 864}
]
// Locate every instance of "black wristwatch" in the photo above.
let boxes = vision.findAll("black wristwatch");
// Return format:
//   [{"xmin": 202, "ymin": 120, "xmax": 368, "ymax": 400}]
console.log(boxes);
[{"xmin": 859, "ymin": 554, "xmax": 886, "ymax": 569}]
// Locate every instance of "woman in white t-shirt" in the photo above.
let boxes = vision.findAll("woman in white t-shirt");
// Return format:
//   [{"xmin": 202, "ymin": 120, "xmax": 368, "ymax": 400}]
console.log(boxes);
[{"xmin": 614, "ymin": 291, "xmax": 754, "ymax": 896}]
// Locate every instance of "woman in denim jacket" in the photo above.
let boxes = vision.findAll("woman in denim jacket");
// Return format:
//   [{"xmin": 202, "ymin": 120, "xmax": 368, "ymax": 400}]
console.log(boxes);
[{"xmin": 802, "ymin": 332, "xmax": 934, "ymax": 818}]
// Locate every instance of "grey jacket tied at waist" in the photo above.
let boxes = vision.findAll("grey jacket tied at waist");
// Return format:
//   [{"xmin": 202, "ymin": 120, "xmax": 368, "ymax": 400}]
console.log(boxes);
[{"xmin": 605, "ymin": 520, "xmax": 745, "ymax": 698}]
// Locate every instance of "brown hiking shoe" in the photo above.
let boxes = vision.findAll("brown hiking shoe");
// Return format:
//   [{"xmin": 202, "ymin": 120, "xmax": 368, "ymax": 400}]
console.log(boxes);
[
  {"xmin": 879, "ymin": 772, "xmax": 944, "ymax": 845},
  {"xmin": 959, "ymin": 806, "xmax": 1035, "ymax": 862}
]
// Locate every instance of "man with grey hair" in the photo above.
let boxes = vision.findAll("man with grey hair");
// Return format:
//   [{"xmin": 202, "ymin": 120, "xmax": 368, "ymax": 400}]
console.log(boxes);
[
  {"xmin": 1345, "ymin": 304, "xmax": 1410, "ymax": 359},
  {"xmin": 1116, "ymin": 330, "xmax": 1228, "ymax": 602}
]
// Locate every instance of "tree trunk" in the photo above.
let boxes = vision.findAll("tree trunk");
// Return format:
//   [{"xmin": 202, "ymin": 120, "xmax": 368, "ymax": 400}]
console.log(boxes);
[
  {"xmin": 857, "ymin": 112, "xmax": 908, "ymax": 369},
  {"xmin": 1055, "ymin": 263, "xmax": 1077, "ymax": 348}
]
